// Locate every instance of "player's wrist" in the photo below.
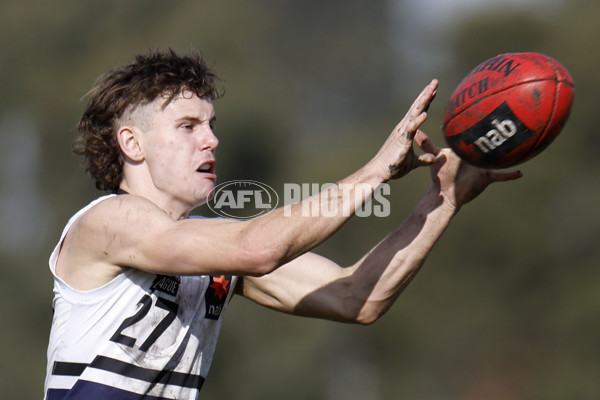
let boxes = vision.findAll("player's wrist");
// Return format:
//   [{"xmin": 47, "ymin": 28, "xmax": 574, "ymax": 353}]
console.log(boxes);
[
  {"xmin": 362, "ymin": 157, "xmax": 395, "ymax": 184},
  {"xmin": 424, "ymin": 185, "xmax": 460, "ymax": 217}
]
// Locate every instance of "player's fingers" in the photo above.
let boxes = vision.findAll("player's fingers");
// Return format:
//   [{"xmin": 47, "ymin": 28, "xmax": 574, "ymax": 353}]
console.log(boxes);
[
  {"xmin": 405, "ymin": 113, "xmax": 428, "ymax": 140},
  {"xmin": 486, "ymin": 169, "xmax": 523, "ymax": 182},
  {"xmin": 417, "ymin": 153, "xmax": 436, "ymax": 165},
  {"xmin": 393, "ymin": 80, "xmax": 437, "ymax": 140},
  {"xmin": 414, "ymin": 130, "xmax": 441, "ymax": 155},
  {"xmin": 411, "ymin": 79, "xmax": 438, "ymax": 113},
  {"xmin": 402, "ymin": 80, "xmax": 438, "ymax": 126}
]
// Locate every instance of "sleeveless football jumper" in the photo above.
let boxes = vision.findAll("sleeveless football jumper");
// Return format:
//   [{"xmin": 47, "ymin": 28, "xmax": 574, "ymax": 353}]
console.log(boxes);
[{"xmin": 44, "ymin": 195, "xmax": 237, "ymax": 399}]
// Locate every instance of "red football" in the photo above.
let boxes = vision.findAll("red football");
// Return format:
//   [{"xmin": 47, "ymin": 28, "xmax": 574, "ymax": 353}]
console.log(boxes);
[{"xmin": 442, "ymin": 52, "xmax": 575, "ymax": 169}]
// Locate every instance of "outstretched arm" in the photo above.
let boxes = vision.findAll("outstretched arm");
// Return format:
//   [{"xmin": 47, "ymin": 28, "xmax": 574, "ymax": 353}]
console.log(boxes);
[
  {"xmin": 237, "ymin": 133, "xmax": 522, "ymax": 324},
  {"xmin": 58, "ymin": 81, "xmax": 439, "ymax": 290}
]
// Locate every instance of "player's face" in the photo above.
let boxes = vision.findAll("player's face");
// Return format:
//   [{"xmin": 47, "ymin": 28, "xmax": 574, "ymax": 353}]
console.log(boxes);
[{"xmin": 141, "ymin": 92, "xmax": 218, "ymax": 214}]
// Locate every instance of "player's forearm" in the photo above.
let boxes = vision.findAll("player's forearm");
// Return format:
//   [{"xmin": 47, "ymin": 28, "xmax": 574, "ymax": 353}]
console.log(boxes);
[
  {"xmin": 348, "ymin": 185, "xmax": 457, "ymax": 324},
  {"xmin": 242, "ymin": 162, "xmax": 390, "ymax": 274}
]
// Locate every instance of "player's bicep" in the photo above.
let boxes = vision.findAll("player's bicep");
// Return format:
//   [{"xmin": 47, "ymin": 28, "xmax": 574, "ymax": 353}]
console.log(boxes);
[
  {"xmin": 238, "ymin": 252, "xmax": 357, "ymax": 322},
  {"xmin": 78, "ymin": 195, "xmax": 251, "ymax": 276}
]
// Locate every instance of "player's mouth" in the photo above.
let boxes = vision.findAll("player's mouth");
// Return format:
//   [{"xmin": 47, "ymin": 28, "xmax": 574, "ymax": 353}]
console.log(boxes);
[{"xmin": 196, "ymin": 161, "xmax": 216, "ymax": 178}]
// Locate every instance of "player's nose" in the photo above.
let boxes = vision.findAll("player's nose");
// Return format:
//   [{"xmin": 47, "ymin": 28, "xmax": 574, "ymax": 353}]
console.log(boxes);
[{"xmin": 200, "ymin": 129, "xmax": 219, "ymax": 151}]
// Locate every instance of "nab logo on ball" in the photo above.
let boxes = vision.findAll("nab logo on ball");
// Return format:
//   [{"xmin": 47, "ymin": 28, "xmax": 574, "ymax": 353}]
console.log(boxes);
[
  {"xmin": 446, "ymin": 102, "xmax": 535, "ymax": 166},
  {"xmin": 478, "ymin": 118, "xmax": 518, "ymax": 152},
  {"xmin": 207, "ymin": 180, "xmax": 279, "ymax": 220}
]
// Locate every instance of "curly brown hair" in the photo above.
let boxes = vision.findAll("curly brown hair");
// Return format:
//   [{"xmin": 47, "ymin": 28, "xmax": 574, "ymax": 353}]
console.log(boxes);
[{"xmin": 74, "ymin": 49, "xmax": 223, "ymax": 192}]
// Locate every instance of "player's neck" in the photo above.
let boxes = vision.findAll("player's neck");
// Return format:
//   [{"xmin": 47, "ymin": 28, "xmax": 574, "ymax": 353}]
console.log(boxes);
[{"xmin": 118, "ymin": 181, "xmax": 194, "ymax": 221}]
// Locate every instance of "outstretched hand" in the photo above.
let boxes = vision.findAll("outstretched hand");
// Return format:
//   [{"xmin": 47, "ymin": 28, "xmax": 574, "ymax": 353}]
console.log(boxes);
[
  {"xmin": 415, "ymin": 132, "xmax": 523, "ymax": 210},
  {"xmin": 371, "ymin": 79, "xmax": 439, "ymax": 181}
]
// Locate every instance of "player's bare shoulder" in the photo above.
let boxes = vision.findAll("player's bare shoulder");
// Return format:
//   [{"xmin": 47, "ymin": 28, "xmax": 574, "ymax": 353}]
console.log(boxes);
[{"xmin": 56, "ymin": 195, "xmax": 174, "ymax": 290}]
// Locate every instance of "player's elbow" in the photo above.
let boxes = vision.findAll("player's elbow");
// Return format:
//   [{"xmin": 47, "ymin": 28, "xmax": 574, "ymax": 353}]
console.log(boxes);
[
  {"xmin": 331, "ymin": 283, "xmax": 389, "ymax": 325},
  {"xmin": 355, "ymin": 314, "xmax": 377, "ymax": 326},
  {"xmin": 323, "ymin": 299, "xmax": 381, "ymax": 325},
  {"xmin": 353, "ymin": 299, "xmax": 390, "ymax": 325},
  {"xmin": 236, "ymin": 240, "xmax": 283, "ymax": 277},
  {"xmin": 232, "ymin": 223, "xmax": 296, "ymax": 277},
  {"xmin": 354, "ymin": 308, "xmax": 382, "ymax": 326},
  {"xmin": 238, "ymin": 251, "xmax": 278, "ymax": 277}
]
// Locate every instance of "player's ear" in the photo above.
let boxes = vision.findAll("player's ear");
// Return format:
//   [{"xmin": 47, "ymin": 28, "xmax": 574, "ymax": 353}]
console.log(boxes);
[{"xmin": 117, "ymin": 126, "xmax": 144, "ymax": 162}]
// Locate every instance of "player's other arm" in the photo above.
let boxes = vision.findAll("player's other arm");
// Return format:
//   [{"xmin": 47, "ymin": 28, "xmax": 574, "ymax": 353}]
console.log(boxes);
[
  {"xmin": 237, "ymin": 187, "xmax": 455, "ymax": 324},
  {"xmin": 238, "ymin": 134, "xmax": 522, "ymax": 324}
]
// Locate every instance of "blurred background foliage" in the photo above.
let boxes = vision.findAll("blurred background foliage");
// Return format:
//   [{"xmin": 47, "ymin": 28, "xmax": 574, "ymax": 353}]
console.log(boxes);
[{"xmin": 1, "ymin": 0, "xmax": 598, "ymax": 399}]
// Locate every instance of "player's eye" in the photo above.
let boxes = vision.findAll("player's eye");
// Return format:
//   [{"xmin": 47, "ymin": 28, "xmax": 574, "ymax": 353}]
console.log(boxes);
[{"xmin": 179, "ymin": 123, "xmax": 194, "ymax": 131}]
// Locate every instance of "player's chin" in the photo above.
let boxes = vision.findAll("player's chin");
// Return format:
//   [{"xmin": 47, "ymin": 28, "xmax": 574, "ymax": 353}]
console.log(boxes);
[{"xmin": 198, "ymin": 178, "xmax": 217, "ymax": 201}]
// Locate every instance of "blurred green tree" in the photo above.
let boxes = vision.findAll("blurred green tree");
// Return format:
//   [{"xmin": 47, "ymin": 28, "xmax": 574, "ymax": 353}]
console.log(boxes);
[{"xmin": 1, "ymin": 0, "xmax": 599, "ymax": 399}]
